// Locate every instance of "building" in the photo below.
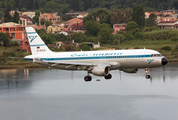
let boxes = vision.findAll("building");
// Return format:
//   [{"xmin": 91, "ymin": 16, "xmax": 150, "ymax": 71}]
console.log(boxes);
[
  {"xmin": 59, "ymin": 31, "xmax": 68, "ymax": 36},
  {"xmin": 33, "ymin": 25, "xmax": 46, "ymax": 30},
  {"xmin": 39, "ymin": 13, "xmax": 61, "ymax": 25},
  {"xmin": 19, "ymin": 15, "xmax": 33, "ymax": 26},
  {"xmin": 159, "ymin": 17, "xmax": 176, "ymax": 22},
  {"xmin": 67, "ymin": 18, "xmax": 83, "ymax": 24},
  {"xmin": 62, "ymin": 18, "xmax": 83, "ymax": 32},
  {"xmin": 157, "ymin": 21, "xmax": 178, "ymax": 29},
  {"xmin": 22, "ymin": 12, "xmax": 35, "ymax": 19},
  {"xmin": 161, "ymin": 9, "xmax": 178, "ymax": 14},
  {"xmin": 9, "ymin": 10, "xmax": 22, "ymax": 16},
  {"xmin": 83, "ymin": 42, "xmax": 100, "ymax": 49},
  {"xmin": 113, "ymin": 23, "xmax": 127, "ymax": 34},
  {"xmin": 20, "ymin": 35, "xmax": 31, "ymax": 52},
  {"xmin": 70, "ymin": 23, "xmax": 84, "ymax": 33},
  {"xmin": 0, "ymin": 22, "xmax": 25, "ymax": 41},
  {"xmin": 47, "ymin": 25, "xmax": 61, "ymax": 34},
  {"xmin": 66, "ymin": 12, "xmax": 88, "ymax": 18},
  {"xmin": 77, "ymin": 13, "xmax": 88, "ymax": 19},
  {"xmin": 56, "ymin": 41, "xmax": 77, "ymax": 51},
  {"xmin": 145, "ymin": 12, "xmax": 162, "ymax": 18}
]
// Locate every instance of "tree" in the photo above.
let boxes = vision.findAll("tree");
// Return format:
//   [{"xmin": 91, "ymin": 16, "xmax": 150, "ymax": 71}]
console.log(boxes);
[
  {"xmin": 44, "ymin": 1, "xmax": 58, "ymax": 10},
  {"xmin": 36, "ymin": 29, "xmax": 46, "ymax": 35},
  {"xmin": 32, "ymin": 11, "xmax": 40, "ymax": 25},
  {"xmin": 3, "ymin": 0, "xmax": 13, "ymax": 22},
  {"xmin": 132, "ymin": 4, "xmax": 145, "ymax": 29},
  {"xmin": 4, "ymin": 10, "xmax": 13, "ymax": 22},
  {"xmin": 55, "ymin": 33, "xmax": 67, "ymax": 41},
  {"xmin": 33, "ymin": 0, "xmax": 39, "ymax": 10},
  {"xmin": 13, "ymin": 10, "xmax": 19, "ymax": 23},
  {"xmin": 93, "ymin": 8, "xmax": 111, "ymax": 25},
  {"xmin": 20, "ymin": 7, "xmax": 27, "ymax": 12},
  {"xmin": 125, "ymin": 21, "xmax": 138, "ymax": 31},
  {"xmin": 97, "ymin": 23, "xmax": 114, "ymax": 44},
  {"xmin": 84, "ymin": 21, "xmax": 101, "ymax": 37},
  {"xmin": 45, "ymin": 20, "xmax": 53, "ymax": 28},
  {"xmin": 71, "ymin": 32, "xmax": 86, "ymax": 43},
  {"xmin": 148, "ymin": 13, "xmax": 157, "ymax": 27},
  {"xmin": 40, "ymin": 18, "xmax": 45, "ymax": 25},
  {"xmin": 110, "ymin": 8, "xmax": 132, "ymax": 24},
  {"xmin": 41, "ymin": 34, "xmax": 52, "ymax": 44},
  {"xmin": 0, "ymin": 32, "xmax": 12, "ymax": 46},
  {"xmin": 83, "ymin": 8, "xmax": 111, "ymax": 25}
]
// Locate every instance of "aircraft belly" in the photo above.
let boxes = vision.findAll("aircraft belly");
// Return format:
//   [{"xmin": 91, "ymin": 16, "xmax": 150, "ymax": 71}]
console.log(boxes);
[
  {"xmin": 117, "ymin": 58, "xmax": 149, "ymax": 69},
  {"xmin": 117, "ymin": 58, "xmax": 162, "ymax": 68}
]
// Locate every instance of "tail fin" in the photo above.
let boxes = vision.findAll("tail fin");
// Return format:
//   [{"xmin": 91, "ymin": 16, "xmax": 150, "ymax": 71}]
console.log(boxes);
[{"xmin": 25, "ymin": 27, "xmax": 53, "ymax": 55}]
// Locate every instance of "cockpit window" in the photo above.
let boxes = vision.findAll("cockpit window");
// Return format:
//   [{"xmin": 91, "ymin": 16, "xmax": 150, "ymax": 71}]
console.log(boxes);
[{"xmin": 151, "ymin": 54, "xmax": 162, "ymax": 57}]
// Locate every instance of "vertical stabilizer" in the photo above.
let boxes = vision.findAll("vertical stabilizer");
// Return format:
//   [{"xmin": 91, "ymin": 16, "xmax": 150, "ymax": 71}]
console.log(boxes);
[{"xmin": 26, "ymin": 27, "xmax": 53, "ymax": 55}]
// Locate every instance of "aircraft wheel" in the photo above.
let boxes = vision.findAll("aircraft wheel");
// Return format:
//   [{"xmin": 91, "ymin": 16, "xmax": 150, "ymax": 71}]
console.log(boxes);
[
  {"xmin": 104, "ymin": 74, "xmax": 112, "ymax": 80},
  {"xmin": 145, "ymin": 75, "xmax": 151, "ymax": 79},
  {"xmin": 84, "ymin": 76, "xmax": 92, "ymax": 82}
]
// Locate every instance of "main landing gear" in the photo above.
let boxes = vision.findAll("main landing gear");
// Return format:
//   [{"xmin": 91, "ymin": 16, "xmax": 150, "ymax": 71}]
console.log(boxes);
[
  {"xmin": 104, "ymin": 73, "xmax": 112, "ymax": 80},
  {"xmin": 145, "ymin": 68, "xmax": 151, "ymax": 79},
  {"xmin": 84, "ymin": 75, "xmax": 92, "ymax": 82},
  {"xmin": 84, "ymin": 72, "xmax": 112, "ymax": 82}
]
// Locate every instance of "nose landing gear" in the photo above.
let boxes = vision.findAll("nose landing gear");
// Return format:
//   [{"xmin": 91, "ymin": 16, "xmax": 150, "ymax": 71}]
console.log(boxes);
[{"xmin": 145, "ymin": 68, "xmax": 151, "ymax": 79}]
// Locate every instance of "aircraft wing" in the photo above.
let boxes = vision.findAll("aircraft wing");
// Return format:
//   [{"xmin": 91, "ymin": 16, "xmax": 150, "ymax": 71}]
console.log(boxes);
[{"xmin": 41, "ymin": 60, "xmax": 111, "ymax": 70}]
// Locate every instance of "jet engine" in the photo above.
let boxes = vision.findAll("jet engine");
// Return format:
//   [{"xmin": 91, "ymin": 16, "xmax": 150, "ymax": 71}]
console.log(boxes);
[
  {"xmin": 91, "ymin": 66, "xmax": 110, "ymax": 76},
  {"xmin": 120, "ymin": 69, "xmax": 138, "ymax": 73}
]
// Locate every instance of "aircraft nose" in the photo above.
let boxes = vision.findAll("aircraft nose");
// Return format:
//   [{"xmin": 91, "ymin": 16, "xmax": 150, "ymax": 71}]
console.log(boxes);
[{"xmin": 162, "ymin": 57, "xmax": 168, "ymax": 65}]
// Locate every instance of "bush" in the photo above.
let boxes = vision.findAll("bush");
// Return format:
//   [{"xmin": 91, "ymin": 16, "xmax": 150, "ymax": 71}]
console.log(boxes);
[
  {"xmin": 79, "ymin": 43, "xmax": 90, "ymax": 51},
  {"xmin": 134, "ymin": 46, "xmax": 139, "ymax": 49},
  {"xmin": 171, "ymin": 36, "xmax": 178, "ymax": 42},
  {"xmin": 144, "ymin": 30, "xmax": 178, "ymax": 40},
  {"xmin": 134, "ymin": 32, "xmax": 145, "ymax": 40},
  {"xmin": 65, "ymin": 46, "xmax": 72, "ymax": 51},
  {"xmin": 144, "ymin": 26, "xmax": 159, "ymax": 32},
  {"xmin": 174, "ymin": 44, "xmax": 178, "ymax": 51},
  {"xmin": 161, "ymin": 46, "xmax": 172, "ymax": 51}
]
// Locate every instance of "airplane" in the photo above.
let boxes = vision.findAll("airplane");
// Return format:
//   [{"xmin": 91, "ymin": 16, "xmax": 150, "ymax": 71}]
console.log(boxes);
[{"xmin": 24, "ymin": 27, "xmax": 168, "ymax": 82}]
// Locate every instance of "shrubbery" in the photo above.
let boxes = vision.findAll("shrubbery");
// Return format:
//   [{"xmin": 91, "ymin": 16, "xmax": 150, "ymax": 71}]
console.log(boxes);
[
  {"xmin": 144, "ymin": 30, "xmax": 178, "ymax": 40},
  {"xmin": 171, "ymin": 36, "xmax": 178, "ymax": 42},
  {"xmin": 144, "ymin": 26, "xmax": 159, "ymax": 32},
  {"xmin": 161, "ymin": 46, "xmax": 172, "ymax": 51}
]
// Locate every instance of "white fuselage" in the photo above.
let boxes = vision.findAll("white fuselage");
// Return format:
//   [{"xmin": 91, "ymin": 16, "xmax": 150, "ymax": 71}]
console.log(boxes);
[{"xmin": 25, "ymin": 49, "xmax": 164, "ymax": 70}]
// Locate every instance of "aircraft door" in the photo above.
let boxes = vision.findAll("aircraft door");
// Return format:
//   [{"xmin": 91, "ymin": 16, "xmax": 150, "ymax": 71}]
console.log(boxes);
[{"xmin": 140, "ymin": 51, "xmax": 145, "ymax": 62}]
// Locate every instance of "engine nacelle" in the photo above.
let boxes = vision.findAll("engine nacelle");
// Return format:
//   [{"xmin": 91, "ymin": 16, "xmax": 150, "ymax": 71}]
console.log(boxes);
[
  {"xmin": 120, "ymin": 69, "xmax": 138, "ymax": 73},
  {"xmin": 91, "ymin": 66, "xmax": 110, "ymax": 76}
]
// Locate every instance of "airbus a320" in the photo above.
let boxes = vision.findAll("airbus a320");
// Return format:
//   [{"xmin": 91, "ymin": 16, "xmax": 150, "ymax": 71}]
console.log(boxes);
[{"xmin": 24, "ymin": 27, "xmax": 168, "ymax": 82}]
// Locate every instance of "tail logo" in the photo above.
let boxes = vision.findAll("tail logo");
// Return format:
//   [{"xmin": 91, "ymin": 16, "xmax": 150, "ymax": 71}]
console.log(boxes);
[{"xmin": 29, "ymin": 36, "xmax": 37, "ymax": 43}]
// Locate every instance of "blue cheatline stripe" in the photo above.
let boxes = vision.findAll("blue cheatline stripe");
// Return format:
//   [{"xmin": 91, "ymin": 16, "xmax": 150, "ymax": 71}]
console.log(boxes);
[
  {"xmin": 24, "ymin": 58, "xmax": 33, "ymax": 61},
  {"xmin": 27, "ymin": 32, "xmax": 37, "ymax": 34},
  {"xmin": 39, "ymin": 54, "xmax": 151, "ymax": 61},
  {"xmin": 30, "ymin": 44, "xmax": 46, "ymax": 47}
]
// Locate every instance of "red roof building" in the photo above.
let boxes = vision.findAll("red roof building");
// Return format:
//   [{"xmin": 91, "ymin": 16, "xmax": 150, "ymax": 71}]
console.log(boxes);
[
  {"xmin": 39, "ymin": 13, "xmax": 61, "ymax": 25},
  {"xmin": 157, "ymin": 21, "xmax": 178, "ymax": 29},
  {"xmin": 70, "ymin": 23, "xmax": 84, "ymax": 32}
]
